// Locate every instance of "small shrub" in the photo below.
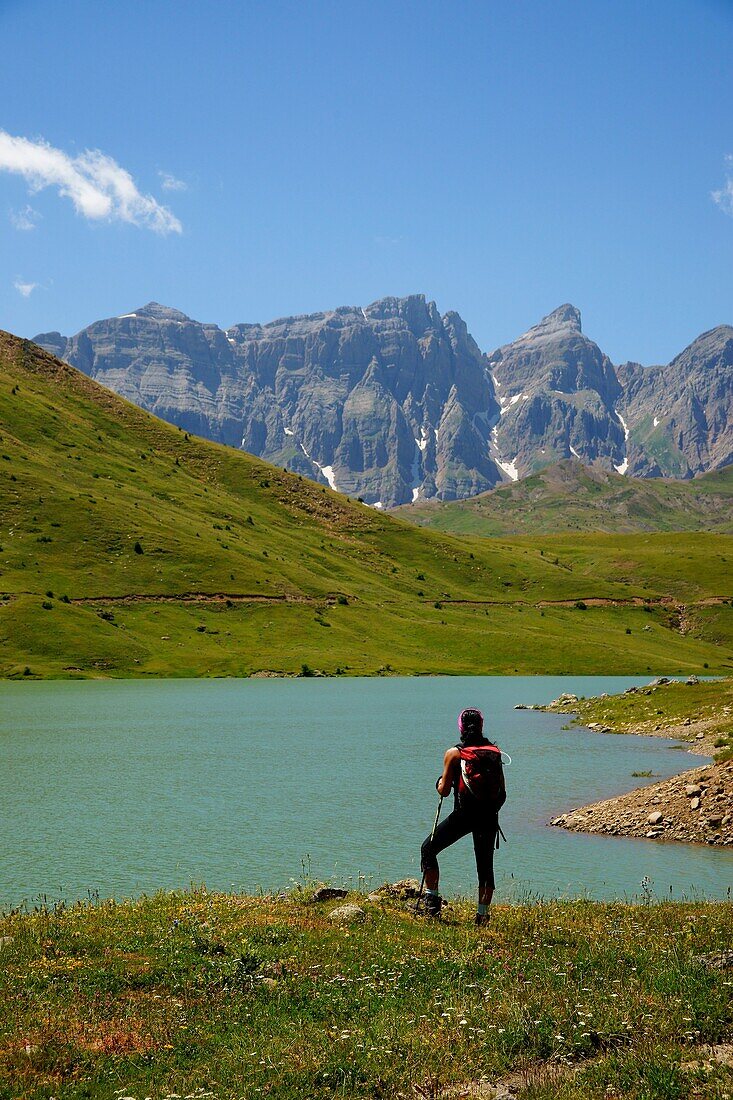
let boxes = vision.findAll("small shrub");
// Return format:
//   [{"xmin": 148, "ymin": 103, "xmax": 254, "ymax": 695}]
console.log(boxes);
[
  {"xmin": 23, "ymin": 666, "xmax": 30, "ymax": 675},
  {"xmin": 337, "ymin": 595, "xmax": 348, "ymax": 606},
  {"xmin": 416, "ymin": 573, "xmax": 425, "ymax": 581},
  {"xmin": 41, "ymin": 600, "xmax": 53, "ymax": 610},
  {"xmin": 575, "ymin": 600, "xmax": 587, "ymax": 610},
  {"xmin": 434, "ymin": 601, "xmax": 442, "ymax": 610},
  {"xmin": 626, "ymin": 627, "xmax": 632, "ymax": 634},
  {"xmin": 45, "ymin": 590, "xmax": 54, "ymax": 598},
  {"xmin": 134, "ymin": 541, "xmax": 143, "ymax": 554},
  {"xmin": 300, "ymin": 663, "xmax": 314, "ymax": 677}
]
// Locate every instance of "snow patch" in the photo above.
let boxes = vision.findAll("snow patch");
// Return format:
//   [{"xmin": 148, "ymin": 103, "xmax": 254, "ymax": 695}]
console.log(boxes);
[
  {"xmin": 320, "ymin": 465, "xmax": 337, "ymax": 491},
  {"xmin": 415, "ymin": 426, "xmax": 429, "ymax": 452},
  {"xmin": 614, "ymin": 409, "xmax": 630, "ymax": 476},
  {"xmin": 410, "ymin": 436, "xmax": 424, "ymax": 500},
  {"xmin": 284, "ymin": 427, "xmax": 294, "ymax": 436},
  {"xmin": 653, "ymin": 416, "xmax": 659, "ymax": 428},
  {"xmin": 569, "ymin": 445, "xmax": 580, "ymax": 459},
  {"xmin": 361, "ymin": 307, "xmax": 369, "ymax": 324},
  {"xmin": 371, "ymin": 501, "xmax": 384, "ymax": 510},
  {"xmin": 300, "ymin": 441, "xmax": 338, "ymax": 490},
  {"xmin": 497, "ymin": 390, "xmax": 528, "ymax": 416},
  {"xmin": 490, "ymin": 371, "xmax": 502, "ymax": 390},
  {"xmin": 496, "ymin": 456, "xmax": 519, "ymax": 481},
  {"xmin": 118, "ymin": 313, "xmax": 138, "ymax": 319}
]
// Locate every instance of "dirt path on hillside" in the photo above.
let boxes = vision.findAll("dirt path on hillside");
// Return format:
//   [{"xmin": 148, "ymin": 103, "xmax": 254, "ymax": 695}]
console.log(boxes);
[
  {"xmin": 2, "ymin": 591, "xmax": 730, "ymax": 615},
  {"xmin": 439, "ymin": 594, "xmax": 731, "ymax": 610},
  {"xmin": 0, "ymin": 591, "xmax": 341, "ymax": 606}
]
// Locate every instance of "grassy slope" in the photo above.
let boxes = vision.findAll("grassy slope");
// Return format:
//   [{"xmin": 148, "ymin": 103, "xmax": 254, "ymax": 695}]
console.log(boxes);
[
  {"xmin": 550, "ymin": 676, "xmax": 733, "ymax": 762},
  {"xmin": 396, "ymin": 459, "xmax": 733, "ymax": 536},
  {"xmin": 1, "ymin": 331, "xmax": 733, "ymax": 677},
  {"xmin": 1, "ymin": 890, "xmax": 731, "ymax": 1100}
]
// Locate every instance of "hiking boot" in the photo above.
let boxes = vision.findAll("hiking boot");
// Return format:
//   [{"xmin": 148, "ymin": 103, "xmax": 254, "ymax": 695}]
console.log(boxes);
[
  {"xmin": 474, "ymin": 911, "xmax": 490, "ymax": 927},
  {"xmin": 423, "ymin": 893, "xmax": 443, "ymax": 918}
]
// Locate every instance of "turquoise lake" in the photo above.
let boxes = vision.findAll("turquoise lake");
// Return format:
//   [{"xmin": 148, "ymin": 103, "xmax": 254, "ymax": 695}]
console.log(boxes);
[{"xmin": 1, "ymin": 676, "xmax": 731, "ymax": 907}]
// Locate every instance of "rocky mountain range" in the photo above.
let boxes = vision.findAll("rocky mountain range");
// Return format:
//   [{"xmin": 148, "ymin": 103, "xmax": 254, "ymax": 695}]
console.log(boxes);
[{"xmin": 34, "ymin": 297, "xmax": 732, "ymax": 507}]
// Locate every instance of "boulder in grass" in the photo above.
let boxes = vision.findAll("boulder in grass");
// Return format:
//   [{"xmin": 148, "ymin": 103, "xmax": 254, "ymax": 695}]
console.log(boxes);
[
  {"xmin": 368, "ymin": 878, "xmax": 424, "ymax": 901},
  {"xmin": 328, "ymin": 904, "xmax": 366, "ymax": 925},
  {"xmin": 311, "ymin": 886, "xmax": 348, "ymax": 903}
]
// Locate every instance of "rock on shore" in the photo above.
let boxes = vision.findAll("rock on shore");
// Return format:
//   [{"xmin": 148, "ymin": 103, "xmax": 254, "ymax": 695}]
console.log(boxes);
[{"xmin": 550, "ymin": 760, "xmax": 733, "ymax": 846}]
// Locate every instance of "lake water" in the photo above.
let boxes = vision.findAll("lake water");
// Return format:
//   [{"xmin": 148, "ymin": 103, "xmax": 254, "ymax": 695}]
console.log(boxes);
[{"xmin": 1, "ymin": 676, "xmax": 731, "ymax": 908}]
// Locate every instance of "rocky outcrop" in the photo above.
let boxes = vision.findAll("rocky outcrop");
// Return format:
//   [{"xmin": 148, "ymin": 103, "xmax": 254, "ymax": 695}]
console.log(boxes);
[
  {"xmin": 550, "ymin": 761, "xmax": 733, "ymax": 846},
  {"xmin": 34, "ymin": 298, "xmax": 733, "ymax": 504},
  {"xmin": 618, "ymin": 325, "xmax": 733, "ymax": 478},
  {"xmin": 35, "ymin": 296, "xmax": 503, "ymax": 508},
  {"xmin": 486, "ymin": 305, "xmax": 628, "ymax": 480}
]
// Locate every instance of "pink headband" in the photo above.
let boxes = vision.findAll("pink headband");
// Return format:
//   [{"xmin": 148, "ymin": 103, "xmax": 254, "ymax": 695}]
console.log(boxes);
[{"xmin": 457, "ymin": 707, "xmax": 484, "ymax": 733}]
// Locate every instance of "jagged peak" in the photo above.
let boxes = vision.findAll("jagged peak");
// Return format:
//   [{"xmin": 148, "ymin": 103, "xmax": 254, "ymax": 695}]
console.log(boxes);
[
  {"xmin": 364, "ymin": 294, "xmax": 441, "ymax": 328},
  {"xmin": 525, "ymin": 304, "xmax": 582, "ymax": 337},
  {"xmin": 131, "ymin": 302, "xmax": 193, "ymax": 323},
  {"xmin": 670, "ymin": 323, "xmax": 733, "ymax": 359}
]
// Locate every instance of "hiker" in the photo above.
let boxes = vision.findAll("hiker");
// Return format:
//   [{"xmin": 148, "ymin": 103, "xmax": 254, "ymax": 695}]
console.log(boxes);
[{"xmin": 420, "ymin": 707, "xmax": 506, "ymax": 925}]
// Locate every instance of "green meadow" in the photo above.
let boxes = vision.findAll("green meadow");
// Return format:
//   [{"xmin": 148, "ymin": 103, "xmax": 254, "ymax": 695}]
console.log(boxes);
[
  {"xmin": 1, "ymin": 331, "xmax": 733, "ymax": 679},
  {"xmin": 2, "ymin": 889, "xmax": 732, "ymax": 1100}
]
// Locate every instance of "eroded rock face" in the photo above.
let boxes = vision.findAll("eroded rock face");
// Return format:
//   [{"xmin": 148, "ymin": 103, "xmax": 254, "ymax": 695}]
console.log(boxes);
[
  {"xmin": 486, "ymin": 305, "xmax": 627, "ymax": 480},
  {"xmin": 35, "ymin": 297, "xmax": 503, "ymax": 507},
  {"xmin": 33, "ymin": 299, "xmax": 733, "ymax": 502},
  {"xmin": 618, "ymin": 325, "xmax": 733, "ymax": 478}
]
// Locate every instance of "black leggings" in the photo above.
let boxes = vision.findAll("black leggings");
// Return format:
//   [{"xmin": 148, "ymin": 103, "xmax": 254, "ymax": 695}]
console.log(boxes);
[{"xmin": 421, "ymin": 806, "xmax": 497, "ymax": 889}]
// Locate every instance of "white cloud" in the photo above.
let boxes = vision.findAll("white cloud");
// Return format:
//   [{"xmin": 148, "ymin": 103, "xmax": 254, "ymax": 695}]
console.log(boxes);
[
  {"xmin": 10, "ymin": 203, "xmax": 41, "ymax": 231},
  {"xmin": 0, "ymin": 131, "xmax": 182, "ymax": 234},
  {"xmin": 159, "ymin": 170, "xmax": 187, "ymax": 192},
  {"xmin": 712, "ymin": 154, "xmax": 733, "ymax": 216},
  {"xmin": 14, "ymin": 278, "xmax": 38, "ymax": 298}
]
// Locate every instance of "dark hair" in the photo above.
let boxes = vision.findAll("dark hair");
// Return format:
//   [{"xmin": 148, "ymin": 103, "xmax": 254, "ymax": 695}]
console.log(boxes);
[{"xmin": 458, "ymin": 707, "xmax": 484, "ymax": 745}]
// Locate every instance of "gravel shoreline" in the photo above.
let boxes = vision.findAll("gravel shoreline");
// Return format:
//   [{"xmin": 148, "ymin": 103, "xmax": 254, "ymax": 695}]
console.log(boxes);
[
  {"xmin": 534, "ymin": 684, "xmax": 733, "ymax": 848},
  {"xmin": 549, "ymin": 759, "xmax": 733, "ymax": 847}
]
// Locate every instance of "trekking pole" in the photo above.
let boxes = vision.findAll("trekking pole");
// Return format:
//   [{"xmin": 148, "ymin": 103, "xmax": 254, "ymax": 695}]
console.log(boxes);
[{"xmin": 415, "ymin": 795, "xmax": 444, "ymax": 912}]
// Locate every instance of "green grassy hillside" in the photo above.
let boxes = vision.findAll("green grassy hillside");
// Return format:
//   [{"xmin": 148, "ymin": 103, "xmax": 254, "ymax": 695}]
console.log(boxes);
[
  {"xmin": 1, "ymin": 332, "xmax": 733, "ymax": 678},
  {"xmin": 395, "ymin": 459, "xmax": 733, "ymax": 536}
]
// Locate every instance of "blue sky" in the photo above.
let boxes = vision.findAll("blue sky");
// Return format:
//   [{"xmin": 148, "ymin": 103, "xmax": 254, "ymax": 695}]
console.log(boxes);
[{"xmin": 1, "ymin": 0, "xmax": 732, "ymax": 364}]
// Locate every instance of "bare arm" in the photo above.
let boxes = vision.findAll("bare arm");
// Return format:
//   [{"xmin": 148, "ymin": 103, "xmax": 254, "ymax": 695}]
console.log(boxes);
[{"xmin": 437, "ymin": 747, "xmax": 460, "ymax": 798}]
